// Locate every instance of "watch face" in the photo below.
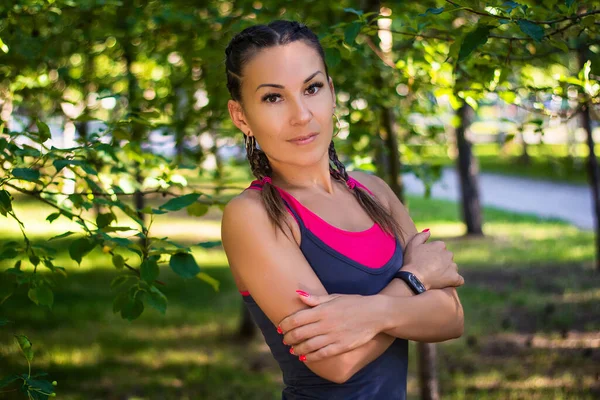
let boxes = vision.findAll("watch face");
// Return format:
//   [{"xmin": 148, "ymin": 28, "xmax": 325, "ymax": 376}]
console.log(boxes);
[{"xmin": 409, "ymin": 274, "xmax": 426, "ymax": 293}]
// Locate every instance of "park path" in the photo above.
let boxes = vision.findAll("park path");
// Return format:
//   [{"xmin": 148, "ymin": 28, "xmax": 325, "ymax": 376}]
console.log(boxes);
[{"xmin": 402, "ymin": 168, "xmax": 594, "ymax": 231}]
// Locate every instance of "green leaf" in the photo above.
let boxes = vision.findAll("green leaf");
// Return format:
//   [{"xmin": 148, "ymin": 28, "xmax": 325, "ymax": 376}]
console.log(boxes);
[
  {"xmin": 0, "ymin": 374, "xmax": 20, "ymax": 389},
  {"xmin": 566, "ymin": 0, "xmax": 576, "ymax": 7},
  {"xmin": 0, "ymin": 189, "xmax": 12, "ymax": 215},
  {"xmin": 158, "ymin": 193, "xmax": 201, "ymax": 211},
  {"xmin": 15, "ymin": 335, "xmax": 33, "ymax": 362},
  {"xmin": 197, "ymin": 240, "xmax": 222, "ymax": 249},
  {"xmin": 96, "ymin": 213, "xmax": 114, "ymax": 229},
  {"xmin": 0, "ymin": 273, "xmax": 17, "ymax": 305},
  {"xmin": 197, "ymin": 272, "xmax": 220, "ymax": 292},
  {"xmin": 53, "ymin": 159, "xmax": 82, "ymax": 172},
  {"xmin": 121, "ymin": 297, "xmax": 144, "ymax": 320},
  {"xmin": 458, "ymin": 24, "xmax": 494, "ymax": 61},
  {"xmin": 35, "ymin": 119, "xmax": 51, "ymax": 142},
  {"xmin": 502, "ymin": 1, "xmax": 520, "ymax": 13},
  {"xmin": 343, "ymin": 7, "xmax": 363, "ymax": 16},
  {"xmin": 140, "ymin": 257, "xmax": 159, "ymax": 283},
  {"xmin": 549, "ymin": 39, "xmax": 569, "ymax": 53},
  {"xmin": 325, "ymin": 47, "xmax": 341, "ymax": 68},
  {"xmin": 69, "ymin": 237, "xmax": 96, "ymax": 265},
  {"xmin": 0, "ymin": 248, "xmax": 19, "ymax": 261},
  {"xmin": 112, "ymin": 290, "xmax": 129, "ymax": 313},
  {"xmin": 12, "ymin": 168, "xmax": 40, "ymax": 182},
  {"xmin": 35, "ymin": 285, "xmax": 54, "ymax": 308},
  {"xmin": 25, "ymin": 378, "xmax": 55, "ymax": 397},
  {"xmin": 187, "ymin": 202, "xmax": 209, "ymax": 217},
  {"xmin": 147, "ymin": 286, "xmax": 167, "ymax": 314},
  {"xmin": 28, "ymin": 253, "xmax": 40, "ymax": 267},
  {"xmin": 110, "ymin": 275, "xmax": 130, "ymax": 289},
  {"xmin": 112, "ymin": 254, "xmax": 125, "ymax": 269},
  {"xmin": 419, "ymin": 7, "xmax": 444, "ymax": 17},
  {"xmin": 169, "ymin": 252, "xmax": 200, "ymax": 278},
  {"xmin": 46, "ymin": 212, "xmax": 61, "ymax": 223},
  {"xmin": 344, "ymin": 22, "xmax": 361, "ymax": 45},
  {"xmin": 517, "ymin": 20, "xmax": 544, "ymax": 42},
  {"xmin": 49, "ymin": 231, "xmax": 75, "ymax": 241}
]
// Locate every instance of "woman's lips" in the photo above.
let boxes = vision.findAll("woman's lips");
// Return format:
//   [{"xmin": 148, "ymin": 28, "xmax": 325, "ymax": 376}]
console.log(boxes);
[{"xmin": 289, "ymin": 133, "xmax": 318, "ymax": 145}]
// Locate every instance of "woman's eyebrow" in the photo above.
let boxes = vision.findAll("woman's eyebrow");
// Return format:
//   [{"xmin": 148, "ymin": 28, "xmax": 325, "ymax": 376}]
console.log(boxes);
[{"xmin": 255, "ymin": 71, "xmax": 324, "ymax": 92}]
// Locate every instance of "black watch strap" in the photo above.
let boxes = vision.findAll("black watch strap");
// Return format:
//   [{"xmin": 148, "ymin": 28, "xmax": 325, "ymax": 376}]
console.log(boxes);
[{"xmin": 394, "ymin": 271, "xmax": 426, "ymax": 295}]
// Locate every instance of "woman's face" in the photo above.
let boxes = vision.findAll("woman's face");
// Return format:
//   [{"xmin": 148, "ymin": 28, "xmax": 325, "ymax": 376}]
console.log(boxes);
[{"xmin": 228, "ymin": 40, "xmax": 336, "ymax": 169}]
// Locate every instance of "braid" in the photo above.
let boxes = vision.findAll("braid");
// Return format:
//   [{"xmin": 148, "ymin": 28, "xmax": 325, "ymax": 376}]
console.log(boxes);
[
  {"xmin": 245, "ymin": 136, "xmax": 290, "ymax": 235},
  {"xmin": 328, "ymin": 141, "xmax": 405, "ymax": 241}
]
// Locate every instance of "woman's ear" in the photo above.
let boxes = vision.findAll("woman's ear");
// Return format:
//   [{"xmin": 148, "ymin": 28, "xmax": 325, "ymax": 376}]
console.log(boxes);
[{"xmin": 227, "ymin": 99, "xmax": 252, "ymax": 135}]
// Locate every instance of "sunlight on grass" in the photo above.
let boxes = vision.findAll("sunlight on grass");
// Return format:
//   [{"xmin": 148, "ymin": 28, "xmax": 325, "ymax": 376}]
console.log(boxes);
[{"xmin": 2, "ymin": 190, "xmax": 598, "ymax": 399}]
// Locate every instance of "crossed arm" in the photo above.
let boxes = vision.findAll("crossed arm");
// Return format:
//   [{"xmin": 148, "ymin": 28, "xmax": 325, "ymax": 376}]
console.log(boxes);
[{"xmin": 221, "ymin": 172, "xmax": 464, "ymax": 384}]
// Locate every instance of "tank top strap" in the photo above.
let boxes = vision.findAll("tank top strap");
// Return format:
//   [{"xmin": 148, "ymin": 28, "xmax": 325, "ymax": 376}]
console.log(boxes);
[
  {"xmin": 246, "ymin": 180, "xmax": 307, "ymax": 230},
  {"xmin": 347, "ymin": 175, "xmax": 374, "ymax": 196}
]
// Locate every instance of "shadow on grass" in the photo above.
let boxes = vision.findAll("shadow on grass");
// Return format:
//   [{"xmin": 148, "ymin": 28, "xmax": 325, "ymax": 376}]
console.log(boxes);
[{"xmin": 0, "ymin": 266, "xmax": 282, "ymax": 400}]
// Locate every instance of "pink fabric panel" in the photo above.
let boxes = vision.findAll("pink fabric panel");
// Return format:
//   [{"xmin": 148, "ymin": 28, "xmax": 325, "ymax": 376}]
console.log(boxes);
[{"xmin": 246, "ymin": 178, "xmax": 396, "ymax": 268}]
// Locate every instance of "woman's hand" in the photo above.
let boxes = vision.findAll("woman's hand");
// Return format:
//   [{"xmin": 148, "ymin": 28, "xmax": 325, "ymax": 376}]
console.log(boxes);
[
  {"xmin": 277, "ymin": 291, "xmax": 386, "ymax": 362},
  {"xmin": 402, "ymin": 230, "xmax": 464, "ymax": 290}
]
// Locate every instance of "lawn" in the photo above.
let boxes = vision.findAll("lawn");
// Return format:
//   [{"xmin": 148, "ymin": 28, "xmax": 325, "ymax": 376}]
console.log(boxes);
[
  {"xmin": 407, "ymin": 142, "xmax": 595, "ymax": 185},
  {"xmin": 0, "ymin": 189, "xmax": 598, "ymax": 399}
]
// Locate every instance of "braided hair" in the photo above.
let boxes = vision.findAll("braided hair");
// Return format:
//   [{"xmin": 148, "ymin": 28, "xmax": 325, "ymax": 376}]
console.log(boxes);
[{"xmin": 225, "ymin": 20, "xmax": 403, "ymax": 240}]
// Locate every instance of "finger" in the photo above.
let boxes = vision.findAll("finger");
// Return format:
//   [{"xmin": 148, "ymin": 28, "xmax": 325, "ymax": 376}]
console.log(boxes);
[
  {"xmin": 303, "ymin": 342, "xmax": 346, "ymax": 362},
  {"xmin": 283, "ymin": 322, "xmax": 324, "ymax": 345},
  {"xmin": 431, "ymin": 240, "xmax": 446, "ymax": 250},
  {"xmin": 407, "ymin": 229, "xmax": 431, "ymax": 248},
  {"xmin": 296, "ymin": 291, "xmax": 340, "ymax": 307},
  {"xmin": 279, "ymin": 308, "xmax": 322, "ymax": 333},
  {"xmin": 290, "ymin": 334, "xmax": 332, "ymax": 356},
  {"xmin": 456, "ymin": 274, "xmax": 465, "ymax": 286}
]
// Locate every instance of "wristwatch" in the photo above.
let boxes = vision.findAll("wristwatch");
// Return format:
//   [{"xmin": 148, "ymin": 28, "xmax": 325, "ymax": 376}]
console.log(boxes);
[{"xmin": 394, "ymin": 271, "xmax": 426, "ymax": 295}]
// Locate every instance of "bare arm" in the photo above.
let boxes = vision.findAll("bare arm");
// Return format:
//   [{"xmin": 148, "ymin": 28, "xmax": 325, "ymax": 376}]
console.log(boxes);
[
  {"xmin": 221, "ymin": 192, "xmax": 394, "ymax": 384},
  {"xmin": 354, "ymin": 171, "xmax": 464, "ymax": 341}
]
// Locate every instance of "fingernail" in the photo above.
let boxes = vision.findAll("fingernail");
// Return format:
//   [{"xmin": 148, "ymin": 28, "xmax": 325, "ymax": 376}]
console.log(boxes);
[
  {"xmin": 277, "ymin": 326, "xmax": 283, "ymax": 334},
  {"xmin": 299, "ymin": 355, "xmax": 307, "ymax": 362},
  {"xmin": 283, "ymin": 339, "xmax": 287, "ymax": 345},
  {"xmin": 289, "ymin": 347, "xmax": 295, "ymax": 355},
  {"xmin": 422, "ymin": 229, "xmax": 430, "ymax": 233},
  {"xmin": 296, "ymin": 290, "xmax": 310, "ymax": 297}
]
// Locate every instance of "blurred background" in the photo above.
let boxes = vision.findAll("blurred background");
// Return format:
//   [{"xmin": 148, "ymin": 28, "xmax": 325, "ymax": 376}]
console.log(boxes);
[{"xmin": 0, "ymin": 0, "xmax": 599, "ymax": 399}]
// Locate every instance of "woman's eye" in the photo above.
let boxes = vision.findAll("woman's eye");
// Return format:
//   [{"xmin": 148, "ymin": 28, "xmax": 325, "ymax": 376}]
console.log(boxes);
[
  {"xmin": 306, "ymin": 83, "xmax": 323, "ymax": 95},
  {"xmin": 263, "ymin": 94, "xmax": 280, "ymax": 103}
]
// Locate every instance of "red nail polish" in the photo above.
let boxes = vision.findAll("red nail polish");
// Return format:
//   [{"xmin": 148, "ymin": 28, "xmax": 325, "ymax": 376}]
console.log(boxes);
[
  {"xmin": 423, "ymin": 229, "xmax": 430, "ymax": 233},
  {"xmin": 296, "ymin": 290, "xmax": 310, "ymax": 297},
  {"xmin": 289, "ymin": 347, "xmax": 295, "ymax": 355},
  {"xmin": 277, "ymin": 326, "xmax": 283, "ymax": 334},
  {"xmin": 283, "ymin": 339, "xmax": 287, "ymax": 345},
  {"xmin": 299, "ymin": 355, "xmax": 307, "ymax": 362}
]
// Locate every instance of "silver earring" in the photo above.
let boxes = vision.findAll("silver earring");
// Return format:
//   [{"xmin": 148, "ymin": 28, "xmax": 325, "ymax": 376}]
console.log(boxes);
[
  {"xmin": 332, "ymin": 113, "xmax": 341, "ymax": 138},
  {"xmin": 245, "ymin": 134, "xmax": 255, "ymax": 157}
]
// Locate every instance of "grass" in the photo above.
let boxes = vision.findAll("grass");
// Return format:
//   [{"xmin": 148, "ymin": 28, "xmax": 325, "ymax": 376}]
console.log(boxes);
[
  {"xmin": 407, "ymin": 142, "xmax": 595, "ymax": 185},
  {"xmin": 0, "ymin": 189, "xmax": 598, "ymax": 399}
]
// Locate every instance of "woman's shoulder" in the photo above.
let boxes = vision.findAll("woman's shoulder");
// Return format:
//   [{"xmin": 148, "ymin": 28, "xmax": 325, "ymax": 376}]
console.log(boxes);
[
  {"xmin": 222, "ymin": 188, "xmax": 265, "ymax": 224},
  {"xmin": 348, "ymin": 170, "xmax": 393, "ymax": 208}
]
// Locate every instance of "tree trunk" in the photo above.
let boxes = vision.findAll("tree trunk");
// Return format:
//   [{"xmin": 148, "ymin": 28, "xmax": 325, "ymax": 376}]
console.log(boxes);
[
  {"xmin": 578, "ymin": 47, "xmax": 600, "ymax": 271},
  {"xmin": 418, "ymin": 342, "xmax": 440, "ymax": 400},
  {"xmin": 382, "ymin": 107, "xmax": 404, "ymax": 203},
  {"xmin": 455, "ymin": 103, "xmax": 484, "ymax": 235}
]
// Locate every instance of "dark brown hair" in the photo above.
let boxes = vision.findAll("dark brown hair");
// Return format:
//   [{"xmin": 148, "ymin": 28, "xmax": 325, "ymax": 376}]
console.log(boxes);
[{"xmin": 224, "ymin": 20, "xmax": 403, "ymax": 240}]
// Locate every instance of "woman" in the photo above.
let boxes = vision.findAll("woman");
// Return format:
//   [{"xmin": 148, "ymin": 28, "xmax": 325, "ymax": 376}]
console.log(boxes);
[{"xmin": 221, "ymin": 20, "xmax": 464, "ymax": 399}]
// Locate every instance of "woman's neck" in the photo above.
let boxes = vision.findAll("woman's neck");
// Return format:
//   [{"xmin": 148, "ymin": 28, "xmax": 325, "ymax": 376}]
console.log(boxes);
[{"xmin": 268, "ymin": 155, "xmax": 336, "ymax": 195}]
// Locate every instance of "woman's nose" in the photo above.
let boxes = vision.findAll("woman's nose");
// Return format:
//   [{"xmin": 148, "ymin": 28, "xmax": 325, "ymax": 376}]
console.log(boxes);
[{"xmin": 290, "ymin": 97, "xmax": 312, "ymax": 125}]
